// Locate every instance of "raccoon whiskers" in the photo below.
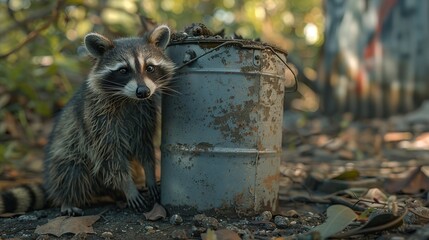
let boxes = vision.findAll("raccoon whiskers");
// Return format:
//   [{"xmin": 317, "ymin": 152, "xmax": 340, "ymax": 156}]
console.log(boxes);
[
  {"xmin": 154, "ymin": 73, "xmax": 179, "ymax": 95},
  {"xmin": 157, "ymin": 84, "xmax": 181, "ymax": 96}
]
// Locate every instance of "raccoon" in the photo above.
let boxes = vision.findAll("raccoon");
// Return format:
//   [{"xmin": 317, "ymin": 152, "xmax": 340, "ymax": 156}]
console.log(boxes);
[{"xmin": 0, "ymin": 25, "xmax": 175, "ymax": 216}]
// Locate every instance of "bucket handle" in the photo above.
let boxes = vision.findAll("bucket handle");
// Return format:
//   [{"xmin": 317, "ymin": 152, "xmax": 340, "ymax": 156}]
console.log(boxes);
[{"xmin": 174, "ymin": 41, "xmax": 298, "ymax": 93}]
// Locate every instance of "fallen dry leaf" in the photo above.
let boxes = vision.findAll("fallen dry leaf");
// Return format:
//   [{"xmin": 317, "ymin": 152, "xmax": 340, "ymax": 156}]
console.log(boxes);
[
  {"xmin": 399, "ymin": 132, "xmax": 429, "ymax": 150},
  {"xmin": 201, "ymin": 229, "xmax": 241, "ymax": 240},
  {"xmin": 384, "ymin": 132, "xmax": 412, "ymax": 142},
  {"xmin": 310, "ymin": 205, "xmax": 357, "ymax": 239},
  {"xmin": 143, "ymin": 202, "xmax": 167, "ymax": 221},
  {"xmin": 35, "ymin": 215, "xmax": 101, "ymax": 237},
  {"xmin": 333, "ymin": 210, "xmax": 405, "ymax": 238},
  {"xmin": 384, "ymin": 166, "xmax": 429, "ymax": 194},
  {"xmin": 361, "ymin": 188, "xmax": 388, "ymax": 202}
]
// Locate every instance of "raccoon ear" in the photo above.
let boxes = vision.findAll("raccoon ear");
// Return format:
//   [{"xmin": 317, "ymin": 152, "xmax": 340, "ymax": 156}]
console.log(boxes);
[
  {"xmin": 148, "ymin": 25, "xmax": 171, "ymax": 49},
  {"xmin": 84, "ymin": 33, "xmax": 114, "ymax": 58}
]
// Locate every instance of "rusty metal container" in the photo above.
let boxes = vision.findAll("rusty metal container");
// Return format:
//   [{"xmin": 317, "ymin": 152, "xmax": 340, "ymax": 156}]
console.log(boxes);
[{"xmin": 161, "ymin": 39, "xmax": 290, "ymax": 216}]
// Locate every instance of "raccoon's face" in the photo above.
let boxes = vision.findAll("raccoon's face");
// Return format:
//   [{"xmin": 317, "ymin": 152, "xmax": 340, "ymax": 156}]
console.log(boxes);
[{"xmin": 84, "ymin": 25, "xmax": 175, "ymax": 100}]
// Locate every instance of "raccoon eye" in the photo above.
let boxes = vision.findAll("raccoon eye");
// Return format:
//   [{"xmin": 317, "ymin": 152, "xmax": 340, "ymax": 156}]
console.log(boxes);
[
  {"xmin": 118, "ymin": 67, "xmax": 129, "ymax": 74},
  {"xmin": 146, "ymin": 65, "xmax": 155, "ymax": 73}
]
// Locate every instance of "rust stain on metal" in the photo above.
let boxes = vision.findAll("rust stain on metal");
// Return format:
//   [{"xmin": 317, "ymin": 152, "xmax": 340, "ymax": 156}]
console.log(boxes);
[
  {"xmin": 233, "ymin": 192, "xmax": 245, "ymax": 206},
  {"xmin": 262, "ymin": 173, "xmax": 279, "ymax": 191},
  {"xmin": 195, "ymin": 142, "xmax": 214, "ymax": 151},
  {"xmin": 210, "ymin": 100, "xmax": 256, "ymax": 143}
]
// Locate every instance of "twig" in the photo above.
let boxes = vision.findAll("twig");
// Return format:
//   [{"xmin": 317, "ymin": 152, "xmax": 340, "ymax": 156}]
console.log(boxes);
[
  {"xmin": 409, "ymin": 208, "xmax": 429, "ymax": 220},
  {"xmin": 328, "ymin": 196, "xmax": 366, "ymax": 211}
]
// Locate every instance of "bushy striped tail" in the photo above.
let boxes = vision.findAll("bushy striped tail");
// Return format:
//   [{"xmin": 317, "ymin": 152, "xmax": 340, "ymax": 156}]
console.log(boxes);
[{"xmin": 0, "ymin": 184, "xmax": 47, "ymax": 214}]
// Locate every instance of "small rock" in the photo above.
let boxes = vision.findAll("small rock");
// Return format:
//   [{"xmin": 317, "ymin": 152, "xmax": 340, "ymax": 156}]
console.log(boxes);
[
  {"xmin": 191, "ymin": 225, "xmax": 206, "ymax": 237},
  {"xmin": 241, "ymin": 229, "xmax": 255, "ymax": 240},
  {"xmin": 101, "ymin": 231, "xmax": 113, "ymax": 239},
  {"xmin": 205, "ymin": 217, "xmax": 220, "ymax": 229},
  {"xmin": 193, "ymin": 214, "xmax": 206, "ymax": 224},
  {"xmin": 144, "ymin": 225, "xmax": 157, "ymax": 234},
  {"xmin": 145, "ymin": 226, "xmax": 154, "ymax": 231},
  {"xmin": 284, "ymin": 209, "xmax": 300, "ymax": 218},
  {"xmin": 274, "ymin": 215, "xmax": 288, "ymax": 228},
  {"xmin": 171, "ymin": 229, "xmax": 188, "ymax": 240},
  {"xmin": 259, "ymin": 211, "xmax": 273, "ymax": 221},
  {"xmin": 170, "ymin": 214, "xmax": 183, "ymax": 225},
  {"xmin": 193, "ymin": 214, "xmax": 220, "ymax": 230}
]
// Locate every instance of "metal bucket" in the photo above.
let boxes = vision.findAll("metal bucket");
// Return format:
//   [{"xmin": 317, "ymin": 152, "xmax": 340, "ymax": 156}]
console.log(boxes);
[{"xmin": 161, "ymin": 39, "xmax": 292, "ymax": 216}]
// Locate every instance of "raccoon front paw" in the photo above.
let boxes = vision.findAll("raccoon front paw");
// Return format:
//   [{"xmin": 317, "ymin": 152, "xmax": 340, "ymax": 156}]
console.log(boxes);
[
  {"xmin": 61, "ymin": 204, "xmax": 84, "ymax": 216},
  {"xmin": 127, "ymin": 192, "xmax": 148, "ymax": 212}
]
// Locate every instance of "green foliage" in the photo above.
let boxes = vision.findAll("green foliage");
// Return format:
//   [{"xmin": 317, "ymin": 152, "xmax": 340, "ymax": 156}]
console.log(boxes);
[{"xmin": 0, "ymin": 0, "xmax": 323, "ymax": 163}]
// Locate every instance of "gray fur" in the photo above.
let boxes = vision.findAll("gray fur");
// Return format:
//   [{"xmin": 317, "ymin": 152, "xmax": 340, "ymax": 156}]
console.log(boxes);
[{"xmin": 43, "ymin": 25, "xmax": 174, "ymax": 215}]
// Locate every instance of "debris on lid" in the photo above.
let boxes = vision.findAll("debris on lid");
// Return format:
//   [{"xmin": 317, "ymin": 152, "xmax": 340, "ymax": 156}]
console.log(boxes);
[{"xmin": 170, "ymin": 22, "xmax": 260, "ymax": 42}]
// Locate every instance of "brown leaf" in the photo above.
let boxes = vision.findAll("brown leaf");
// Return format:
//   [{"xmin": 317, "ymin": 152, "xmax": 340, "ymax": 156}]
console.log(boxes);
[
  {"xmin": 35, "ymin": 215, "xmax": 101, "ymax": 237},
  {"xmin": 310, "ymin": 205, "xmax": 357, "ymax": 239},
  {"xmin": 398, "ymin": 132, "xmax": 429, "ymax": 150},
  {"xmin": 361, "ymin": 188, "xmax": 388, "ymax": 202},
  {"xmin": 384, "ymin": 166, "xmax": 429, "ymax": 194},
  {"xmin": 201, "ymin": 229, "xmax": 241, "ymax": 240},
  {"xmin": 143, "ymin": 202, "xmax": 167, "ymax": 221},
  {"xmin": 333, "ymin": 210, "xmax": 406, "ymax": 238},
  {"xmin": 384, "ymin": 132, "xmax": 412, "ymax": 142}
]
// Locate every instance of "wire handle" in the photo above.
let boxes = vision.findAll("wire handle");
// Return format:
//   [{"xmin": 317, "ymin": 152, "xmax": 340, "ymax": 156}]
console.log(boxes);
[{"xmin": 172, "ymin": 40, "xmax": 298, "ymax": 93}]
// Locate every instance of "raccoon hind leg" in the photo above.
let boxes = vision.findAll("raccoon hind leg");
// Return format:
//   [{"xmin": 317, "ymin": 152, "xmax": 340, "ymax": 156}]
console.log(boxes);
[{"xmin": 46, "ymin": 159, "xmax": 95, "ymax": 216}]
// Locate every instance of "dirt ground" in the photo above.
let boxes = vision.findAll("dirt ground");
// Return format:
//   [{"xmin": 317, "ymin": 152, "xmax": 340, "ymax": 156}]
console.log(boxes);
[{"xmin": 2, "ymin": 108, "xmax": 429, "ymax": 239}]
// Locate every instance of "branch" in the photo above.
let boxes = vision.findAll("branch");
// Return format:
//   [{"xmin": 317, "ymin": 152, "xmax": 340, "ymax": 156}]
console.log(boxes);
[
  {"xmin": 0, "ymin": 7, "xmax": 54, "ymax": 37},
  {"xmin": 0, "ymin": 0, "xmax": 64, "ymax": 59}
]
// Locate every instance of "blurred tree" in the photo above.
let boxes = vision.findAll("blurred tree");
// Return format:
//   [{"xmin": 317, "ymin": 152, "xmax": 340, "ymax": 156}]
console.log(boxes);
[{"xmin": 0, "ymin": 0, "xmax": 322, "ymax": 164}]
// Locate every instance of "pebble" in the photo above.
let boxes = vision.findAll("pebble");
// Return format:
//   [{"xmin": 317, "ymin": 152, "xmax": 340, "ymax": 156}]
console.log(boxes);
[
  {"xmin": 145, "ymin": 226, "xmax": 154, "ymax": 231},
  {"xmin": 193, "ymin": 214, "xmax": 220, "ymax": 230},
  {"xmin": 259, "ymin": 211, "xmax": 273, "ymax": 221},
  {"xmin": 170, "ymin": 214, "xmax": 183, "ymax": 225},
  {"xmin": 241, "ymin": 229, "xmax": 255, "ymax": 240},
  {"xmin": 191, "ymin": 225, "xmax": 206, "ymax": 237},
  {"xmin": 284, "ymin": 209, "xmax": 299, "ymax": 218},
  {"xmin": 274, "ymin": 215, "xmax": 289, "ymax": 228},
  {"xmin": 101, "ymin": 231, "xmax": 113, "ymax": 239},
  {"xmin": 170, "ymin": 229, "xmax": 188, "ymax": 240}
]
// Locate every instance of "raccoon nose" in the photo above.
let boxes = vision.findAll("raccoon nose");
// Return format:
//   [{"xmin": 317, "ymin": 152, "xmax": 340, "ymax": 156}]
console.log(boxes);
[{"xmin": 136, "ymin": 85, "xmax": 150, "ymax": 99}]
